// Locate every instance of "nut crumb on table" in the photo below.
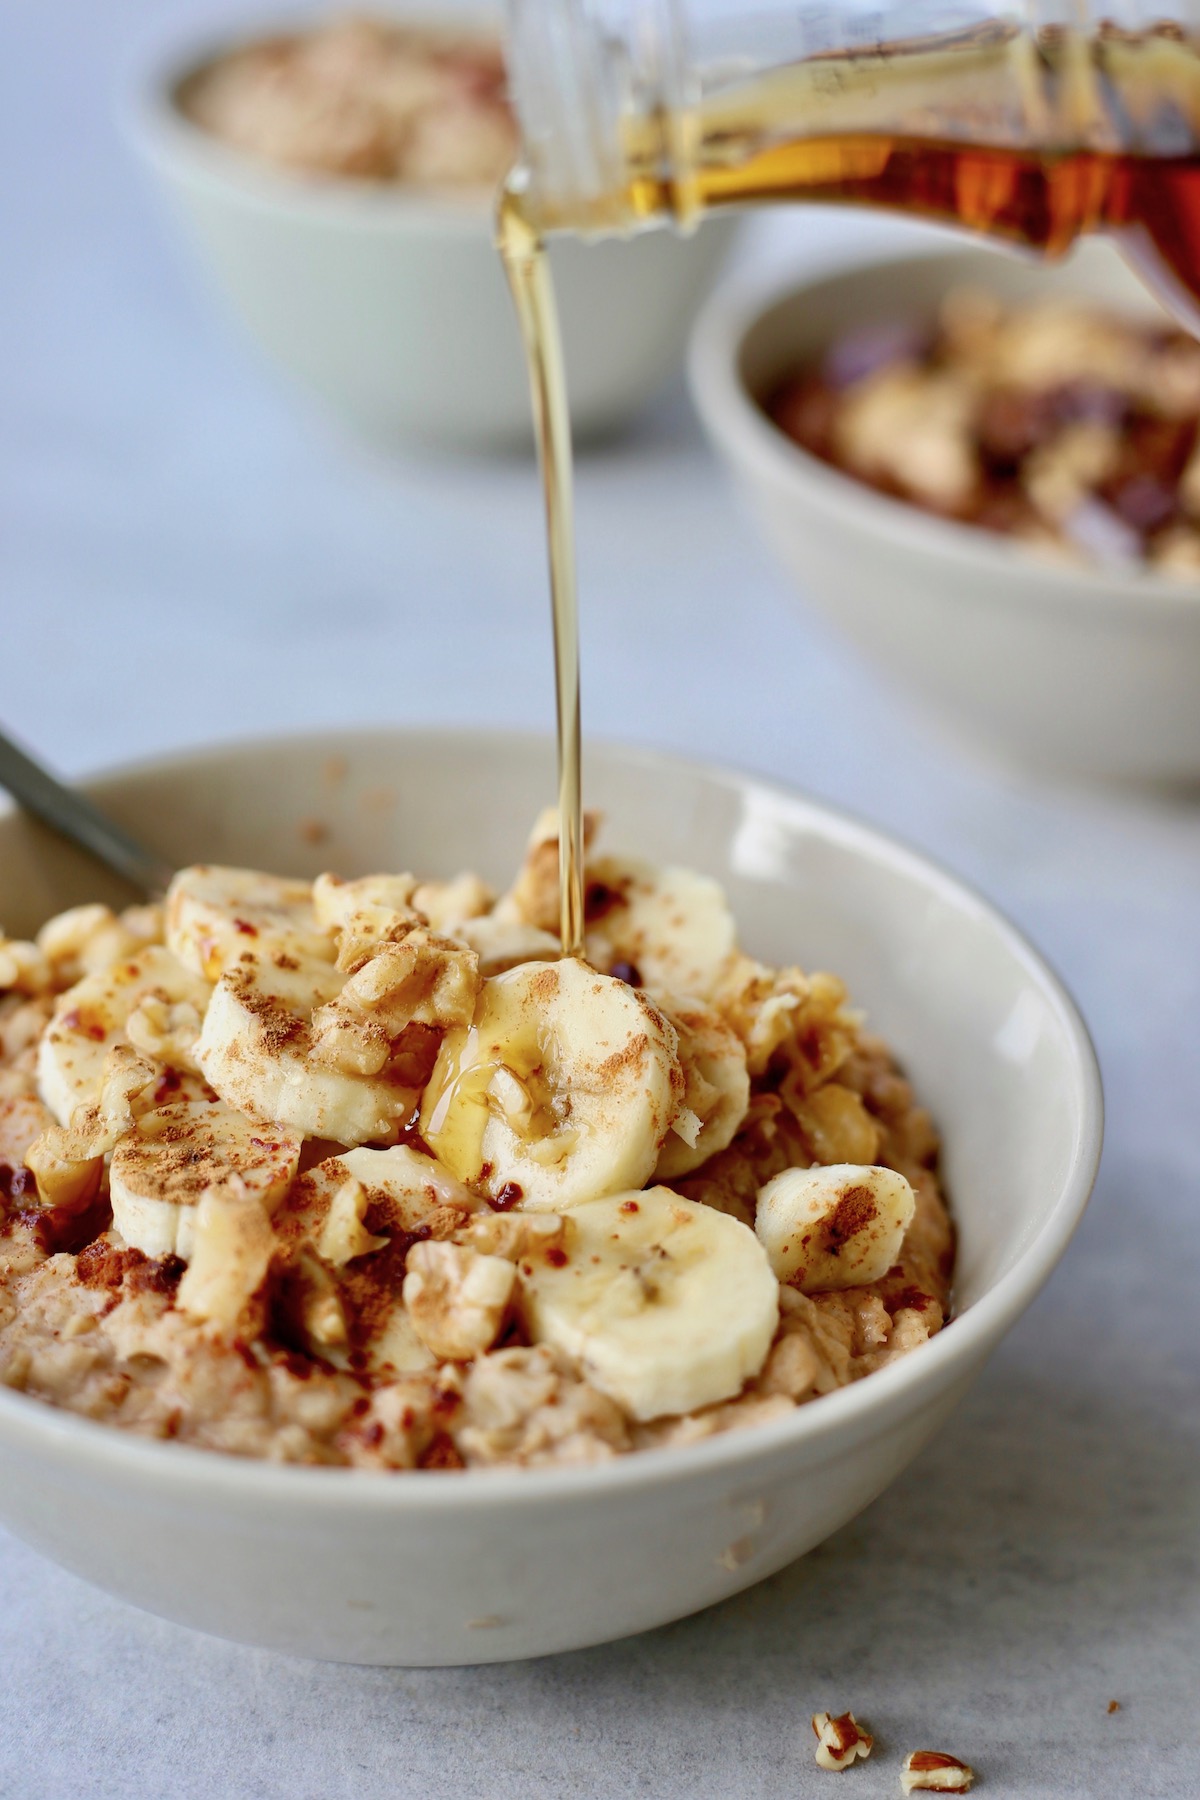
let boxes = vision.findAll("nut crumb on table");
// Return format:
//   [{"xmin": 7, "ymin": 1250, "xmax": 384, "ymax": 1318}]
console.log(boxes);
[
  {"xmin": 900, "ymin": 1749, "xmax": 976, "ymax": 1793},
  {"xmin": 812, "ymin": 1710, "xmax": 874, "ymax": 1769},
  {"xmin": 0, "ymin": 813, "xmax": 954, "ymax": 1471}
]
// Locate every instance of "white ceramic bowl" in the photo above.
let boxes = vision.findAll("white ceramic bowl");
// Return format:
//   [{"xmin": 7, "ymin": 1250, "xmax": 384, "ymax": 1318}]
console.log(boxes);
[
  {"xmin": 0, "ymin": 729, "xmax": 1101, "ymax": 1665},
  {"xmin": 124, "ymin": 10, "xmax": 737, "ymax": 449},
  {"xmin": 689, "ymin": 239, "xmax": 1200, "ymax": 784}
]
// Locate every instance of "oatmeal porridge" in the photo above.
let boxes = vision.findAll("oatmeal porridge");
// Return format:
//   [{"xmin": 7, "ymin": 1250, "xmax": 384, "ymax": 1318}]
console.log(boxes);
[
  {"xmin": 768, "ymin": 288, "xmax": 1200, "ymax": 577},
  {"xmin": 180, "ymin": 14, "xmax": 518, "ymax": 190},
  {"xmin": 0, "ymin": 812, "xmax": 953, "ymax": 1471}
]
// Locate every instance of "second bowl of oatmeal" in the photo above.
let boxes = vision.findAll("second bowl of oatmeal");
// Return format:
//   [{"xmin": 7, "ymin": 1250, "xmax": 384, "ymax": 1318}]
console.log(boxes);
[
  {"xmin": 690, "ymin": 238, "xmax": 1200, "ymax": 784},
  {"xmin": 125, "ymin": 10, "xmax": 737, "ymax": 449},
  {"xmin": 0, "ymin": 730, "xmax": 1099, "ymax": 1664}
]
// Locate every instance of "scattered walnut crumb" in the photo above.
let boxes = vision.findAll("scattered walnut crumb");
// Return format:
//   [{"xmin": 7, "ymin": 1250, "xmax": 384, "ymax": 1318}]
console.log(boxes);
[
  {"xmin": 812, "ymin": 1710, "xmax": 874, "ymax": 1771},
  {"xmin": 1107, "ymin": 1698, "xmax": 1121, "ymax": 1714},
  {"xmin": 900, "ymin": 1749, "xmax": 975, "ymax": 1793}
]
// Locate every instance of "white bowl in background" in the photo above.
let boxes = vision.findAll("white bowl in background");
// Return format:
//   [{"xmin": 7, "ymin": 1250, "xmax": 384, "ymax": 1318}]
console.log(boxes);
[
  {"xmin": 124, "ymin": 10, "xmax": 737, "ymax": 450},
  {"xmin": 689, "ymin": 239, "xmax": 1200, "ymax": 784},
  {"xmin": 0, "ymin": 729, "xmax": 1100, "ymax": 1664}
]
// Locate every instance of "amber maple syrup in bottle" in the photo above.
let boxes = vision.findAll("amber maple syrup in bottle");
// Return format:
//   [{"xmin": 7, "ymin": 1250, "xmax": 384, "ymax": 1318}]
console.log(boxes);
[{"xmin": 498, "ymin": 6, "xmax": 1200, "ymax": 938}]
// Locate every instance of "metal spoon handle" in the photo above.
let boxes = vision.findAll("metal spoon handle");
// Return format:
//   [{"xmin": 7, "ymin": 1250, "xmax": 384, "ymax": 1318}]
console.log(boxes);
[{"xmin": 0, "ymin": 729, "xmax": 175, "ymax": 898}]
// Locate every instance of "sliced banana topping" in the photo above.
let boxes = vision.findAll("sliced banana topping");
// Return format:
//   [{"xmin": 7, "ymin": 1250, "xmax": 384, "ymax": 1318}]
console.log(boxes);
[
  {"xmin": 195, "ymin": 951, "xmax": 416, "ymax": 1145},
  {"xmin": 166, "ymin": 865, "xmax": 334, "ymax": 980},
  {"xmin": 419, "ymin": 959, "xmax": 684, "ymax": 1211},
  {"xmin": 451, "ymin": 913, "xmax": 562, "ymax": 977},
  {"xmin": 37, "ymin": 945, "xmax": 212, "ymax": 1126},
  {"xmin": 109, "ymin": 1096, "xmax": 302, "ymax": 1260},
  {"xmin": 312, "ymin": 872, "xmax": 421, "ymax": 933},
  {"xmin": 755, "ymin": 1163, "xmax": 916, "ymax": 1293},
  {"xmin": 518, "ymin": 1187, "xmax": 778, "ymax": 1421},
  {"xmin": 583, "ymin": 856, "xmax": 737, "ymax": 999},
  {"xmin": 652, "ymin": 995, "xmax": 750, "ymax": 1180},
  {"xmin": 410, "ymin": 872, "xmax": 493, "ymax": 933}
]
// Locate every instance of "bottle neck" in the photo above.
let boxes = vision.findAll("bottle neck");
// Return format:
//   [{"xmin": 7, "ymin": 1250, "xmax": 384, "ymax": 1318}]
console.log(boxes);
[{"xmin": 504, "ymin": 0, "xmax": 694, "ymax": 233}]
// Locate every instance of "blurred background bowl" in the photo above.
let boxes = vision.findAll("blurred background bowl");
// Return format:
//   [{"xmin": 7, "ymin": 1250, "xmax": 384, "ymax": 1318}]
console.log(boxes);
[
  {"xmin": 689, "ymin": 238, "xmax": 1200, "ymax": 785},
  {"xmin": 126, "ymin": 7, "xmax": 737, "ymax": 452}
]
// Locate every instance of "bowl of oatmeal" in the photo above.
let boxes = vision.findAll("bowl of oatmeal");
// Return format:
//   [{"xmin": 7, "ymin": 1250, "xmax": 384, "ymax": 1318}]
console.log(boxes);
[
  {"xmin": 126, "ymin": 10, "xmax": 737, "ymax": 448},
  {"xmin": 0, "ymin": 730, "xmax": 1100, "ymax": 1664},
  {"xmin": 690, "ymin": 238, "xmax": 1200, "ymax": 784}
]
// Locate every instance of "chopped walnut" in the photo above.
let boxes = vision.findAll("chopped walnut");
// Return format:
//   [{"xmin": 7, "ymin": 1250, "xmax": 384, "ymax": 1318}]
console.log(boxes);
[
  {"xmin": 176, "ymin": 1183, "xmax": 275, "ymax": 1332},
  {"xmin": 25, "ymin": 1046, "xmax": 159, "ymax": 1205},
  {"xmin": 782, "ymin": 1079, "xmax": 881, "ymax": 1165},
  {"xmin": 312, "ymin": 927, "xmax": 480, "ymax": 1076},
  {"xmin": 835, "ymin": 364, "xmax": 977, "ymax": 510},
  {"xmin": 410, "ymin": 872, "xmax": 493, "ymax": 932},
  {"xmin": 317, "ymin": 1176, "xmax": 389, "ymax": 1267},
  {"xmin": 403, "ymin": 1241, "xmax": 515, "ymax": 1361},
  {"xmin": 900, "ymin": 1751, "xmax": 975, "ymax": 1794},
  {"xmin": 456, "ymin": 1210, "xmax": 566, "ymax": 1262},
  {"xmin": 812, "ymin": 1711, "xmax": 874, "ymax": 1771},
  {"xmin": 713, "ymin": 956, "xmax": 811, "ymax": 1077},
  {"xmin": 285, "ymin": 1246, "xmax": 348, "ymax": 1351},
  {"xmin": 125, "ymin": 993, "xmax": 205, "ymax": 1072}
]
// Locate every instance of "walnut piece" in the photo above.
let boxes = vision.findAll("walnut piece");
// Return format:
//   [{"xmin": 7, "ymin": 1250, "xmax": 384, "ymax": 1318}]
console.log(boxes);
[
  {"xmin": 125, "ymin": 994, "xmax": 205, "ymax": 1072},
  {"xmin": 312, "ymin": 927, "xmax": 480, "ymax": 1076},
  {"xmin": 317, "ymin": 1176, "xmax": 389, "ymax": 1267},
  {"xmin": 900, "ymin": 1751, "xmax": 975, "ymax": 1793},
  {"xmin": 403, "ymin": 1241, "xmax": 515, "ymax": 1361},
  {"xmin": 176, "ymin": 1184, "xmax": 275, "ymax": 1331},
  {"xmin": 811, "ymin": 1711, "xmax": 874, "ymax": 1771},
  {"xmin": 25, "ymin": 1046, "xmax": 159, "ymax": 1205},
  {"xmin": 456, "ymin": 1211, "xmax": 566, "ymax": 1262}
]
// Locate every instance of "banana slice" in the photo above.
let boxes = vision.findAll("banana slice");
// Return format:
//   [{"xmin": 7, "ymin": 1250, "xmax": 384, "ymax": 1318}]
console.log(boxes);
[
  {"xmin": 312, "ymin": 873, "xmax": 420, "ymax": 931},
  {"xmin": 518, "ymin": 1187, "xmax": 778, "ymax": 1420},
  {"xmin": 195, "ymin": 951, "xmax": 416, "ymax": 1145},
  {"xmin": 37, "ymin": 945, "xmax": 212, "ymax": 1126},
  {"xmin": 652, "ymin": 995, "xmax": 750, "ymax": 1180},
  {"xmin": 166, "ymin": 865, "xmax": 335, "ymax": 980},
  {"xmin": 451, "ymin": 914, "xmax": 562, "ymax": 977},
  {"xmin": 419, "ymin": 959, "xmax": 683, "ymax": 1211},
  {"xmin": 755, "ymin": 1164, "xmax": 916, "ymax": 1292},
  {"xmin": 583, "ymin": 857, "xmax": 737, "ymax": 999},
  {"xmin": 109, "ymin": 1096, "xmax": 302, "ymax": 1260}
]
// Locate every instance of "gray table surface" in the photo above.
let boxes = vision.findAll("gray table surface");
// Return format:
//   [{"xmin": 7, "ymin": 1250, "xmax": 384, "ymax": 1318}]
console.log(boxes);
[{"xmin": 3, "ymin": 4, "xmax": 1199, "ymax": 1797}]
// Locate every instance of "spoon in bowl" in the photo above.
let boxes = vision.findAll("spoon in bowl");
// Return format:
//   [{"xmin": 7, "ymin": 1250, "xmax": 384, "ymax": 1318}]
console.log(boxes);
[{"xmin": 0, "ymin": 728, "xmax": 175, "ymax": 898}]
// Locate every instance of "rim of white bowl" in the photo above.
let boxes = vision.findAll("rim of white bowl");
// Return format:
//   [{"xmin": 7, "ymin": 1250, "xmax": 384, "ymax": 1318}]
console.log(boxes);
[
  {"xmin": 0, "ymin": 727, "xmax": 1103, "ymax": 1506},
  {"xmin": 120, "ymin": 4, "xmax": 508, "ymax": 237},
  {"xmin": 689, "ymin": 248, "xmax": 1200, "ymax": 613}
]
